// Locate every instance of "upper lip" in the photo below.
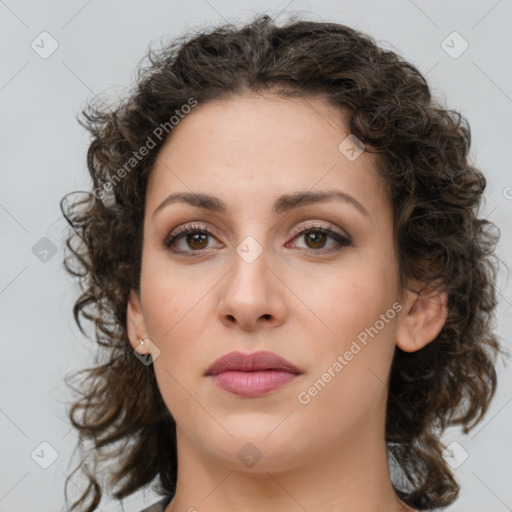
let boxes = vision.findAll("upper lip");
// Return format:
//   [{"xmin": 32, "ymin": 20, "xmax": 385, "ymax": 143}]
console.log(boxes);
[{"xmin": 205, "ymin": 351, "xmax": 302, "ymax": 376}]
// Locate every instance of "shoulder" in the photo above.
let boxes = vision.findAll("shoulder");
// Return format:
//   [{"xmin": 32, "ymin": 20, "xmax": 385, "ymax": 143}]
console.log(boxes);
[{"xmin": 139, "ymin": 497, "xmax": 171, "ymax": 512}]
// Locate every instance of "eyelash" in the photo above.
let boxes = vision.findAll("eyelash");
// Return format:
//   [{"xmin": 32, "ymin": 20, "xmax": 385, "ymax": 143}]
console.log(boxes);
[{"xmin": 163, "ymin": 222, "xmax": 352, "ymax": 257}]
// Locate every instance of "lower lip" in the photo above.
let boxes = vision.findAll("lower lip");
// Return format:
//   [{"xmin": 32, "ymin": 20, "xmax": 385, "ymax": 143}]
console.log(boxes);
[{"xmin": 210, "ymin": 370, "xmax": 300, "ymax": 397}]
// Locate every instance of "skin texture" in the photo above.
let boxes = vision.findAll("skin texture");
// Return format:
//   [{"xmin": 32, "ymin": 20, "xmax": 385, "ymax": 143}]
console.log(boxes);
[{"xmin": 126, "ymin": 93, "xmax": 448, "ymax": 512}]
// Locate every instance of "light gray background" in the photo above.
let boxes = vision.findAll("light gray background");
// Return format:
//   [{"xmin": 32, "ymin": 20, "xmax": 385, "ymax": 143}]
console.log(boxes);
[{"xmin": 1, "ymin": 1, "xmax": 511, "ymax": 511}]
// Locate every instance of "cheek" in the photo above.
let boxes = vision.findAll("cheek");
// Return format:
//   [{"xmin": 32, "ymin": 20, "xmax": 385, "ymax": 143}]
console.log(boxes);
[
  {"xmin": 139, "ymin": 256, "xmax": 213, "ymax": 362},
  {"xmin": 140, "ymin": 263, "xmax": 210, "ymax": 416},
  {"xmin": 296, "ymin": 273, "xmax": 398, "ymax": 427},
  {"xmin": 304, "ymin": 256, "xmax": 399, "ymax": 384},
  {"xmin": 142, "ymin": 239, "xmax": 210, "ymax": 309},
  {"xmin": 308, "ymin": 257, "xmax": 397, "ymax": 335}
]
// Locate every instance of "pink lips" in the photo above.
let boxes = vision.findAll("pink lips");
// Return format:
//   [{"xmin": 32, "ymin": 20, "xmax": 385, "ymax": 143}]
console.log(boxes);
[{"xmin": 205, "ymin": 350, "xmax": 302, "ymax": 398}]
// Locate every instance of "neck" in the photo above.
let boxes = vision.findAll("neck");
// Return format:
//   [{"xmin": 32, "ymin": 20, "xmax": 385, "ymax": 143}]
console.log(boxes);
[{"xmin": 166, "ymin": 405, "xmax": 416, "ymax": 512}]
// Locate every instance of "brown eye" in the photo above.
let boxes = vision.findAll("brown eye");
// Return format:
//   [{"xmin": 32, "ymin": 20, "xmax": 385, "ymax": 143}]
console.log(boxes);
[
  {"xmin": 304, "ymin": 231, "xmax": 328, "ymax": 249},
  {"xmin": 164, "ymin": 225, "xmax": 219, "ymax": 254},
  {"xmin": 164, "ymin": 224, "xmax": 352, "ymax": 257},
  {"xmin": 184, "ymin": 233, "xmax": 209, "ymax": 250},
  {"xmin": 287, "ymin": 226, "xmax": 352, "ymax": 255}
]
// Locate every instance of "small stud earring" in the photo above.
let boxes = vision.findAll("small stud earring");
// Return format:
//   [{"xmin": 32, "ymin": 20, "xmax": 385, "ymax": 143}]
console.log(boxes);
[{"xmin": 135, "ymin": 336, "xmax": 149, "ymax": 354}]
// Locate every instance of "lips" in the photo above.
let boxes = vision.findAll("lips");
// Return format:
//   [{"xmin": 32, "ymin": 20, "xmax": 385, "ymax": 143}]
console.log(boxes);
[
  {"xmin": 205, "ymin": 350, "xmax": 302, "ymax": 376},
  {"xmin": 205, "ymin": 350, "xmax": 302, "ymax": 398}
]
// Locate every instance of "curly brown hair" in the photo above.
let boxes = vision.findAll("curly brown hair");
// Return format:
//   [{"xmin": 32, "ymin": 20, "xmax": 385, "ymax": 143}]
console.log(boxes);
[{"xmin": 60, "ymin": 13, "xmax": 507, "ymax": 512}]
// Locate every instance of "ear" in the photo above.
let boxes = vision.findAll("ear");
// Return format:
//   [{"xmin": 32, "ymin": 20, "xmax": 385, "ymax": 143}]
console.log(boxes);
[
  {"xmin": 395, "ymin": 280, "xmax": 448, "ymax": 353},
  {"xmin": 127, "ymin": 289, "xmax": 150, "ymax": 354}
]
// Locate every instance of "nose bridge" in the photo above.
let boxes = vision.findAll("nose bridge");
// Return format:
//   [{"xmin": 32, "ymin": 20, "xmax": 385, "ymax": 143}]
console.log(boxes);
[
  {"xmin": 229, "ymin": 208, "xmax": 272, "ymax": 273},
  {"xmin": 229, "ymin": 232, "xmax": 270, "ymax": 299},
  {"xmin": 217, "ymin": 225, "xmax": 287, "ymax": 329}
]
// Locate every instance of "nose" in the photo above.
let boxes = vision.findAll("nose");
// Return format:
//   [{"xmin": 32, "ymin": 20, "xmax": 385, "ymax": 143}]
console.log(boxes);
[{"xmin": 217, "ymin": 241, "xmax": 287, "ymax": 332}]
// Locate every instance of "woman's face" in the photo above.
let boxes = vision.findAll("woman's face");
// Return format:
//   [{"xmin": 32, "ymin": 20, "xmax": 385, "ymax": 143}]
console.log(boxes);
[{"xmin": 127, "ymin": 93, "xmax": 439, "ymax": 472}]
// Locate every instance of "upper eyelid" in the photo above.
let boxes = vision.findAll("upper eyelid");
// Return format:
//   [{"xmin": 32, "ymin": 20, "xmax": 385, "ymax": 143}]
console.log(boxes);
[
  {"xmin": 167, "ymin": 221, "xmax": 350, "ymax": 247},
  {"xmin": 288, "ymin": 220, "xmax": 349, "ymax": 238},
  {"xmin": 164, "ymin": 222, "xmax": 353, "ymax": 258}
]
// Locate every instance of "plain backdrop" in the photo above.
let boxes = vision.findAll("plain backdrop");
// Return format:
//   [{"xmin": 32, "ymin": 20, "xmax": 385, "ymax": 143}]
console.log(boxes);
[{"xmin": 1, "ymin": 1, "xmax": 511, "ymax": 511}]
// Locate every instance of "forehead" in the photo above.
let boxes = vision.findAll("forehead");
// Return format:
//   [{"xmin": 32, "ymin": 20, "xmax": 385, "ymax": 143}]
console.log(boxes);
[{"xmin": 146, "ymin": 93, "xmax": 389, "ymax": 220}]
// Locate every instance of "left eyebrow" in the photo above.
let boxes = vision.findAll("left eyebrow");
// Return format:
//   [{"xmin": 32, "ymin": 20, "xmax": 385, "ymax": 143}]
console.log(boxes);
[{"xmin": 152, "ymin": 190, "xmax": 372, "ymax": 222}]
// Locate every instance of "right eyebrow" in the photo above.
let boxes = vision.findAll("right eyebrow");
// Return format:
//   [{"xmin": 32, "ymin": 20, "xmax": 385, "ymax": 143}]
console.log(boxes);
[{"xmin": 152, "ymin": 189, "xmax": 372, "ymax": 223}]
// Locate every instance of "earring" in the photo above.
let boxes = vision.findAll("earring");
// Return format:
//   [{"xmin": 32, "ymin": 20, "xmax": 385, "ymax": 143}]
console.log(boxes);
[
  {"xmin": 134, "ymin": 336, "xmax": 161, "ymax": 363},
  {"xmin": 135, "ymin": 336, "xmax": 149, "ymax": 354}
]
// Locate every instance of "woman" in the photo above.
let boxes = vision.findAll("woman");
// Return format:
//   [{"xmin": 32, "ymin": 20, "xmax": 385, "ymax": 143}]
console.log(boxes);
[{"xmin": 61, "ymin": 13, "xmax": 505, "ymax": 512}]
